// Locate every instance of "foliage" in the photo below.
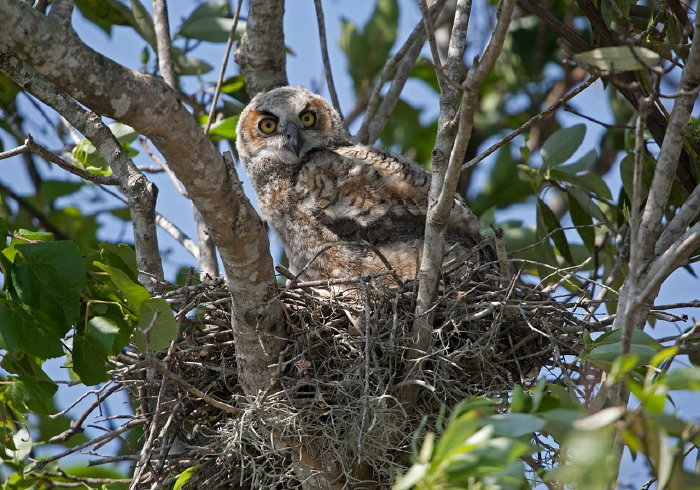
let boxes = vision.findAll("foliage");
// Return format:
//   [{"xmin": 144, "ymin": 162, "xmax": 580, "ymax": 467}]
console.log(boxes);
[{"xmin": 0, "ymin": 0, "xmax": 699, "ymax": 488}]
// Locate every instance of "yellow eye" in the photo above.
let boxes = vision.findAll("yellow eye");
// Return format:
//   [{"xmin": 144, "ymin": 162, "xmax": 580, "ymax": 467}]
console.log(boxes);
[
  {"xmin": 300, "ymin": 110, "xmax": 316, "ymax": 128},
  {"xmin": 259, "ymin": 118, "xmax": 277, "ymax": 134}
]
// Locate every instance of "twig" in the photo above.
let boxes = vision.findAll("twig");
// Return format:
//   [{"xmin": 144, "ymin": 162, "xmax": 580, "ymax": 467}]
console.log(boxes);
[
  {"xmin": 203, "ymin": 0, "xmax": 244, "ymax": 135},
  {"xmin": 0, "ymin": 135, "xmax": 118, "ymax": 185},
  {"xmin": 28, "ymin": 418, "xmax": 146, "ymax": 472},
  {"xmin": 146, "ymin": 357, "xmax": 242, "ymax": 415},
  {"xmin": 49, "ymin": 383, "xmax": 122, "ymax": 444},
  {"xmin": 463, "ymin": 75, "xmax": 599, "ymax": 170},
  {"xmin": 313, "ymin": 0, "xmax": 342, "ymax": 117}
]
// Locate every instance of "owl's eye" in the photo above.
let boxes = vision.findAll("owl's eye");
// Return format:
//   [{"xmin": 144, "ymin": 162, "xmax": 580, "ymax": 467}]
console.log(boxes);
[
  {"xmin": 299, "ymin": 110, "xmax": 316, "ymax": 128},
  {"xmin": 259, "ymin": 118, "xmax": 277, "ymax": 134}
]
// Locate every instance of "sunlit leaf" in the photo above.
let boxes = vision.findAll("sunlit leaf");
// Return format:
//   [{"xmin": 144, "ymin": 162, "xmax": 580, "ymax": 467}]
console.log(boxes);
[
  {"xmin": 540, "ymin": 124, "xmax": 586, "ymax": 168},
  {"xmin": 576, "ymin": 46, "xmax": 661, "ymax": 72}
]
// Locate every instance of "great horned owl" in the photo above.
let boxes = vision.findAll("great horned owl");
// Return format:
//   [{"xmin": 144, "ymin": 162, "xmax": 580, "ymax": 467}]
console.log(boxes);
[{"xmin": 236, "ymin": 85, "xmax": 494, "ymax": 283}]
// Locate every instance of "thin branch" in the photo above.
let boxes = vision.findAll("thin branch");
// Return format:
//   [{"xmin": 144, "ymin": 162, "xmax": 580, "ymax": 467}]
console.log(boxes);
[
  {"xmin": 155, "ymin": 213, "xmax": 199, "ymax": 259},
  {"xmin": 0, "ymin": 135, "xmax": 118, "ymax": 185},
  {"xmin": 620, "ymin": 96, "xmax": 651, "ymax": 357},
  {"xmin": 464, "ymin": 75, "xmax": 599, "ymax": 170},
  {"xmin": 152, "ymin": 0, "xmax": 176, "ymax": 89},
  {"xmin": 355, "ymin": 0, "xmax": 448, "ymax": 143},
  {"xmin": 656, "ymin": 182, "xmax": 700, "ymax": 254},
  {"xmin": 28, "ymin": 418, "xmax": 146, "ymax": 472},
  {"xmin": 204, "ymin": 0, "xmax": 243, "ymax": 135},
  {"xmin": 313, "ymin": 0, "xmax": 342, "ymax": 117}
]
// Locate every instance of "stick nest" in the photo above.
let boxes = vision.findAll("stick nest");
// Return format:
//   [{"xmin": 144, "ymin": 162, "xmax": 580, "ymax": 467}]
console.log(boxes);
[{"xmin": 113, "ymin": 260, "xmax": 584, "ymax": 489}]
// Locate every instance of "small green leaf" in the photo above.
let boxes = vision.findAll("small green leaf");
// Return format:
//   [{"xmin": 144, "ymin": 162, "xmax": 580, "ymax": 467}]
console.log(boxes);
[
  {"xmin": 576, "ymin": 46, "xmax": 661, "ymax": 72},
  {"xmin": 172, "ymin": 48, "xmax": 214, "ymax": 76},
  {"xmin": 484, "ymin": 413, "xmax": 546, "ymax": 437},
  {"xmin": 537, "ymin": 197, "xmax": 574, "ymax": 264},
  {"xmin": 588, "ymin": 343, "xmax": 658, "ymax": 371},
  {"xmin": 568, "ymin": 193, "xmax": 595, "ymax": 253},
  {"xmin": 567, "ymin": 186, "xmax": 607, "ymax": 222},
  {"xmin": 134, "ymin": 298, "xmax": 178, "ymax": 351},
  {"xmin": 205, "ymin": 115, "xmax": 239, "ymax": 140},
  {"xmin": 174, "ymin": 465, "xmax": 201, "ymax": 490},
  {"xmin": 95, "ymin": 262, "xmax": 150, "ymax": 312},
  {"xmin": 540, "ymin": 124, "xmax": 586, "ymax": 168},
  {"xmin": 558, "ymin": 149, "xmax": 597, "ymax": 174},
  {"xmin": 4, "ymin": 376, "xmax": 58, "ymax": 415}
]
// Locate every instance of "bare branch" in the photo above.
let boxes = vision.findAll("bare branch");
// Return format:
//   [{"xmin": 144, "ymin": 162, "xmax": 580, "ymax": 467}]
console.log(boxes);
[
  {"xmin": 152, "ymin": 0, "xmax": 176, "ymax": 89},
  {"xmin": 314, "ymin": 0, "xmax": 342, "ymax": 117},
  {"xmin": 155, "ymin": 213, "xmax": 199, "ymax": 259},
  {"xmin": 235, "ymin": 0, "xmax": 287, "ymax": 96},
  {"xmin": 464, "ymin": 75, "xmax": 599, "ymax": 170},
  {"xmin": 204, "ymin": 0, "xmax": 243, "ymax": 135},
  {"xmin": 355, "ymin": 0, "xmax": 448, "ymax": 143}
]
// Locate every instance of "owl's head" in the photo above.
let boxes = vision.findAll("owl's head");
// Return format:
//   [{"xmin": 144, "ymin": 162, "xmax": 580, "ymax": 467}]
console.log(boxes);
[{"xmin": 236, "ymin": 86, "xmax": 344, "ymax": 169}]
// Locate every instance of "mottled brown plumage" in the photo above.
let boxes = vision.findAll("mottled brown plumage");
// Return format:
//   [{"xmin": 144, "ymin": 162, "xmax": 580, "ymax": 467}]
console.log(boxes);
[{"xmin": 236, "ymin": 86, "xmax": 493, "ymax": 282}]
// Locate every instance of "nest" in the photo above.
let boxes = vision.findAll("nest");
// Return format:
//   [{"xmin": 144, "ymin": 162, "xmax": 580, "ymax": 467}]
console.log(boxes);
[{"xmin": 112, "ymin": 258, "xmax": 585, "ymax": 489}]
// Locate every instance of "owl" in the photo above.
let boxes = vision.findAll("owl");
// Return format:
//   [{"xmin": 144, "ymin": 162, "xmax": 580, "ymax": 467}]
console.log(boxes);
[{"xmin": 235, "ymin": 86, "xmax": 494, "ymax": 284}]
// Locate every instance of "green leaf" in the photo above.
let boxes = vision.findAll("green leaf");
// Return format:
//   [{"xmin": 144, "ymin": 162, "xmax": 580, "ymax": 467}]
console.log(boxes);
[
  {"xmin": 4, "ymin": 376, "xmax": 58, "ymax": 415},
  {"xmin": 588, "ymin": 343, "xmax": 658, "ymax": 371},
  {"xmin": 576, "ymin": 46, "xmax": 661, "ymax": 72},
  {"xmin": 0, "ymin": 300, "xmax": 66, "ymax": 358},
  {"xmin": 172, "ymin": 48, "xmax": 214, "ymax": 76},
  {"xmin": 664, "ymin": 367, "xmax": 700, "ymax": 390},
  {"xmin": 95, "ymin": 262, "xmax": 150, "ymax": 312},
  {"xmin": 558, "ymin": 149, "xmax": 597, "ymax": 174},
  {"xmin": 174, "ymin": 465, "xmax": 201, "ymax": 490},
  {"xmin": 540, "ymin": 124, "xmax": 586, "ymax": 168},
  {"xmin": 40, "ymin": 180, "xmax": 84, "ymax": 201},
  {"xmin": 72, "ymin": 333, "xmax": 109, "ymax": 386},
  {"xmin": 484, "ymin": 413, "xmax": 546, "ymax": 437},
  {"xmin": 179, "ymin": 17, "xmax": 245, "ymax": 43},
  {"xmin": 75, "ymin": 0, "xmax": 131, "ymax": 34},
  {"xmin": 205, "ymin": 115, "xmax": 239, "ymax": 141},
  {"xmin": 568, "ymin": 192, "xmax": 595, "ymax": 253},
  {"xmin": 593, "ymin": 329, "xmax": 662, "ymax": 349},
  {"xmin": 11, "ymin": 241, "xmax": 86, "ymax": 327},
  {"xmin": 567, "ymin": 185, "xmax": 607, "ymax": 222},
  {"xmin": 537, "ymin": 197, "xmax": 574, "ymax": 264},
  {"xmin": 134, "ymin": 298, "xmax": 178, "ymax": 351}
]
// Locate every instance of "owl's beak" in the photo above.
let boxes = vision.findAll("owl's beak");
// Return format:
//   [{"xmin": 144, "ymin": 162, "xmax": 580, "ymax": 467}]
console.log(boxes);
[{"xmin": 283, "ymin": 124, "xmax": 303, "ymax": 157}]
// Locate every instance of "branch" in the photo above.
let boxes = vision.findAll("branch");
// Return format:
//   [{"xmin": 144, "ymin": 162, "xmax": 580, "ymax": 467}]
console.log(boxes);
[
  {"xmin": 234, "ymin": 0, "xmax": 287, "ymax": 96},
  {"xmin": 0, "ymin": 1, "xmax": 286, "ymax": 394},
  {"xmin": 313, "ymin": 0, "xmax": 342, "ymax": 117},
  {"xmin": 355, "ymin": 0, "xmax": 448, "ymax": 144},
  {"xmin": 0, "ymin": 41, "xmax": 164, "ymax": 288},
  {"xmin": 152, "ymin": 0, "xmax": 176, "ymax": 89},
  {"xmin": 0, "ymin": 134, "xmax": 118, "ymax": 185},
  {"xmin": 638, "ymin": 14, "xmax": 700, "ymax": 259}
]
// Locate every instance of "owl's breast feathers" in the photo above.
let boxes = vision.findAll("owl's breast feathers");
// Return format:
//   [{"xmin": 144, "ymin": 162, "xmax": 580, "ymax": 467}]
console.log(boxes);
[{"xmin": 293, "ymin": 146, "xmax": 481, "ymax": 246}]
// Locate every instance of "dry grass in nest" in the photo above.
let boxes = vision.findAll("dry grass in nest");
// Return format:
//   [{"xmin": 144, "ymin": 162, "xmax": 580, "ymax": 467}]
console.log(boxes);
[{"xmin": 112, "ymin": 259, "xmax": 586, "ymax": 489}]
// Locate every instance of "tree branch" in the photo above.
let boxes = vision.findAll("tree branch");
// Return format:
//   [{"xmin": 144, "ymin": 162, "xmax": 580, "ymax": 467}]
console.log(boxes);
[
  {"xmin": 0, "ymin": 1, "xmax": 285, "ymax": 395},
  {"xmin": 234, "ymin": 0, "xmax": 287, "ymax": 96},
  {"xmin": 152, "ymin": 0, "xmax": 176, "ymax": 89},
  {"xmin": 0, "ymin": 40, "xmax": 164, "ymax": 288}
]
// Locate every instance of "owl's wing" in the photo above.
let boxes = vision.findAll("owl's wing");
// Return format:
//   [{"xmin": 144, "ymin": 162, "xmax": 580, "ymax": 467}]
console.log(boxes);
[{"xmin": 296, "ymin": 146, "xmax": 482, "ymax": 248}]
